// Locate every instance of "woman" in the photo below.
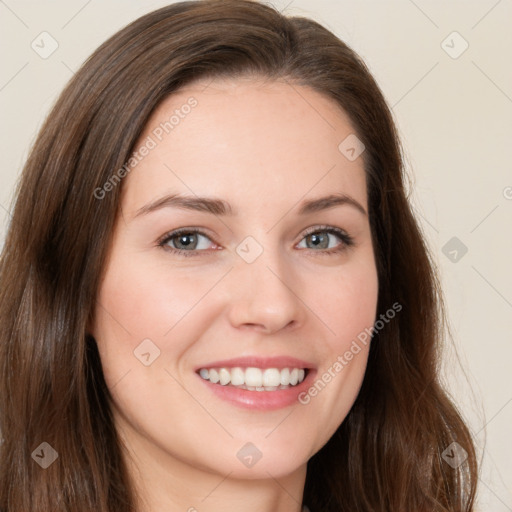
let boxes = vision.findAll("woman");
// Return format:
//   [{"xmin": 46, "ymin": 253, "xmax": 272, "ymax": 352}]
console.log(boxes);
[{"xmin": 0, "ymin": 1, "xmax": 478, "ymax": 510}]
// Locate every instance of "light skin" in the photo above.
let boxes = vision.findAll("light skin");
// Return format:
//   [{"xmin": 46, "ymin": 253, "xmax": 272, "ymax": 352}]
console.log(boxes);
[{"xmin": 90, "ymin": 76, "xmax": 379, "ymax": 512}]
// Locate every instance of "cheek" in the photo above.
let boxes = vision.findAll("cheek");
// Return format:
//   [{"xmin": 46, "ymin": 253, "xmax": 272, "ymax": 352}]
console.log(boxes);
[
  {"xmin": 91, "ymin": 251, "xmax": 234, "ymax": 396},
  {"xmin": 309, "ymin": 252, "xmax": 379, "ymax": 347},
  {"xmin": 94, "ymin": 256, "xmax": 214, "ymax": 347},
  {"xmin": 296, "ymin": 253, "xmax": 378, "ymax": 440}
]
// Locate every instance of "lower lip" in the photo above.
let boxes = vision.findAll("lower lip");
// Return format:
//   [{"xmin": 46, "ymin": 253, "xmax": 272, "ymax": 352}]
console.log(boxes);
[{"xmin": 197, "ymin": 370, "xmax": 316, "ymax": 410}]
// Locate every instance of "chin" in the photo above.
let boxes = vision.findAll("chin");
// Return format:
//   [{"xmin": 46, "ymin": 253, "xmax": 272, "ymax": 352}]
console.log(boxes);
[{"xmin": 203, "ymin": 438, "xmax": 311, "ymax": 480}]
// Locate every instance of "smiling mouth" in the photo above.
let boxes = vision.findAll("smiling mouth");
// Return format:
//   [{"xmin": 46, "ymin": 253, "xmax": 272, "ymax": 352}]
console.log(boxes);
[{"xmin": 197, "ymin": 366, "xmax": 308, "ymax": 391}]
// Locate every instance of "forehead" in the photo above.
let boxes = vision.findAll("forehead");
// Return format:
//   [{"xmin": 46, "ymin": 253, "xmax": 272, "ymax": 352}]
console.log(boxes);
[{"xmin": 121, "ymin": 77, "xmax": 367, "ymax": 214}]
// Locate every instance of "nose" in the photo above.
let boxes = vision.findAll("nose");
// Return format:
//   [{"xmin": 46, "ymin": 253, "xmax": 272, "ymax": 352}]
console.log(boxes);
[{"xmin": 225, "ymin": 245, "xmax": 306, "ymax": 335}]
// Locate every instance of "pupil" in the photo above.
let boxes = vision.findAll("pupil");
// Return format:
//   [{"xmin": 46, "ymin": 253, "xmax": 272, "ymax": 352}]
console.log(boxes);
[
  {"xmin": 178, "ymin": 234, "xmax": 195, "ymax": 248},
  {"xmin": 310, "ymin": 233, "xmax": 327, "ymax": 249}
]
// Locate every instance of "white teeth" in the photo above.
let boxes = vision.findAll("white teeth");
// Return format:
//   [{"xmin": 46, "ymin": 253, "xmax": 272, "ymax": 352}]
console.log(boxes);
[
  {"xmin": 198, "ymin": 366, "xmax": 308, "ymax": 390},
  {"xmin": 218, "ymin": 368, "xmax": 231, "ymax": 386},
  {"xmin": 230, "ymin": 367, "xmax": 245, "ymax": 386},
  {"xmin": 245, "ymin": 367, "xmax": 263, "ymax": 387},
  {"xmin": 262, "ymin": 368, "xmax": 281, "ymax": 387}
]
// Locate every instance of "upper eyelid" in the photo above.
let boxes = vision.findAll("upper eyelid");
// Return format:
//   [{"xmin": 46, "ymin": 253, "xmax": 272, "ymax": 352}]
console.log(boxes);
[{"xmin": 157, "ymin": 227, "xmax": 214, "ymax": 247}]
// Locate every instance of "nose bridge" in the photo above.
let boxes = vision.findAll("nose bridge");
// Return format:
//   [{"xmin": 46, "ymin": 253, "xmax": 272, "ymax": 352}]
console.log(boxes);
[{"xmin": 226, "ymin": 234, "xmax": 303, "ymax": 333}]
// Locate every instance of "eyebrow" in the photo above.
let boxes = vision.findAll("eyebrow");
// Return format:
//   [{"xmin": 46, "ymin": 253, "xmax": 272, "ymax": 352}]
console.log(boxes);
[{"xmin": 133, "ymin": 192, "xmax": 367, "ymax": 219}]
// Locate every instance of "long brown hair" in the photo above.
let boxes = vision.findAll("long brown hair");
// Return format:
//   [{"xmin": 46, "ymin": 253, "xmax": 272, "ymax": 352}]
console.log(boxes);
[{"xmin": 0, "ymin": 1, "xmax": 478, "ymax": 510}]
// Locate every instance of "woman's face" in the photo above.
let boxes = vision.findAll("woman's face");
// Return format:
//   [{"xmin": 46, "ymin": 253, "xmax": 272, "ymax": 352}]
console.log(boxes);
[{"xmin": 91, "ymin": 77, "xmax": 378, "ymax": 482}]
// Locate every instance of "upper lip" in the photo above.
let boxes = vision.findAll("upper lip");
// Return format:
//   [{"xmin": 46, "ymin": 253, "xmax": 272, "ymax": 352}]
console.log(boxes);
[{"xmin": 195, "ymin": 356, "xmax": 315, "ymax": 371}]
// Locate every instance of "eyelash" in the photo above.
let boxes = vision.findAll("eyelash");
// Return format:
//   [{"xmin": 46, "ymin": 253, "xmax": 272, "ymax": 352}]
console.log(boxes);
[{"xmin": 157, "ymin": 225, "xmax": 355, "ymax": 258}]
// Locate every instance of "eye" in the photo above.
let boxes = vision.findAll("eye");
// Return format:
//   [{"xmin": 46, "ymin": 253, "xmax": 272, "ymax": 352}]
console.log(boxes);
[
  {"xmin": 157, "ymin": 225, "xmax": 354, "ymax": 257},
  {"xmin": 297, "ymin": 225, "xmax": 355, "ymax": 256},
  {"xmin": 158, "ymin": 228, "xmax": 217, "ymax": 257}
]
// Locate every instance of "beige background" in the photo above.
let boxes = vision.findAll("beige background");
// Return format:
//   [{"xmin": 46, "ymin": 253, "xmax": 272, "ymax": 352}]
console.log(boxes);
[{"xmin": 1, "ymin": 0, "xmax": 511, "ymax": 509}]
